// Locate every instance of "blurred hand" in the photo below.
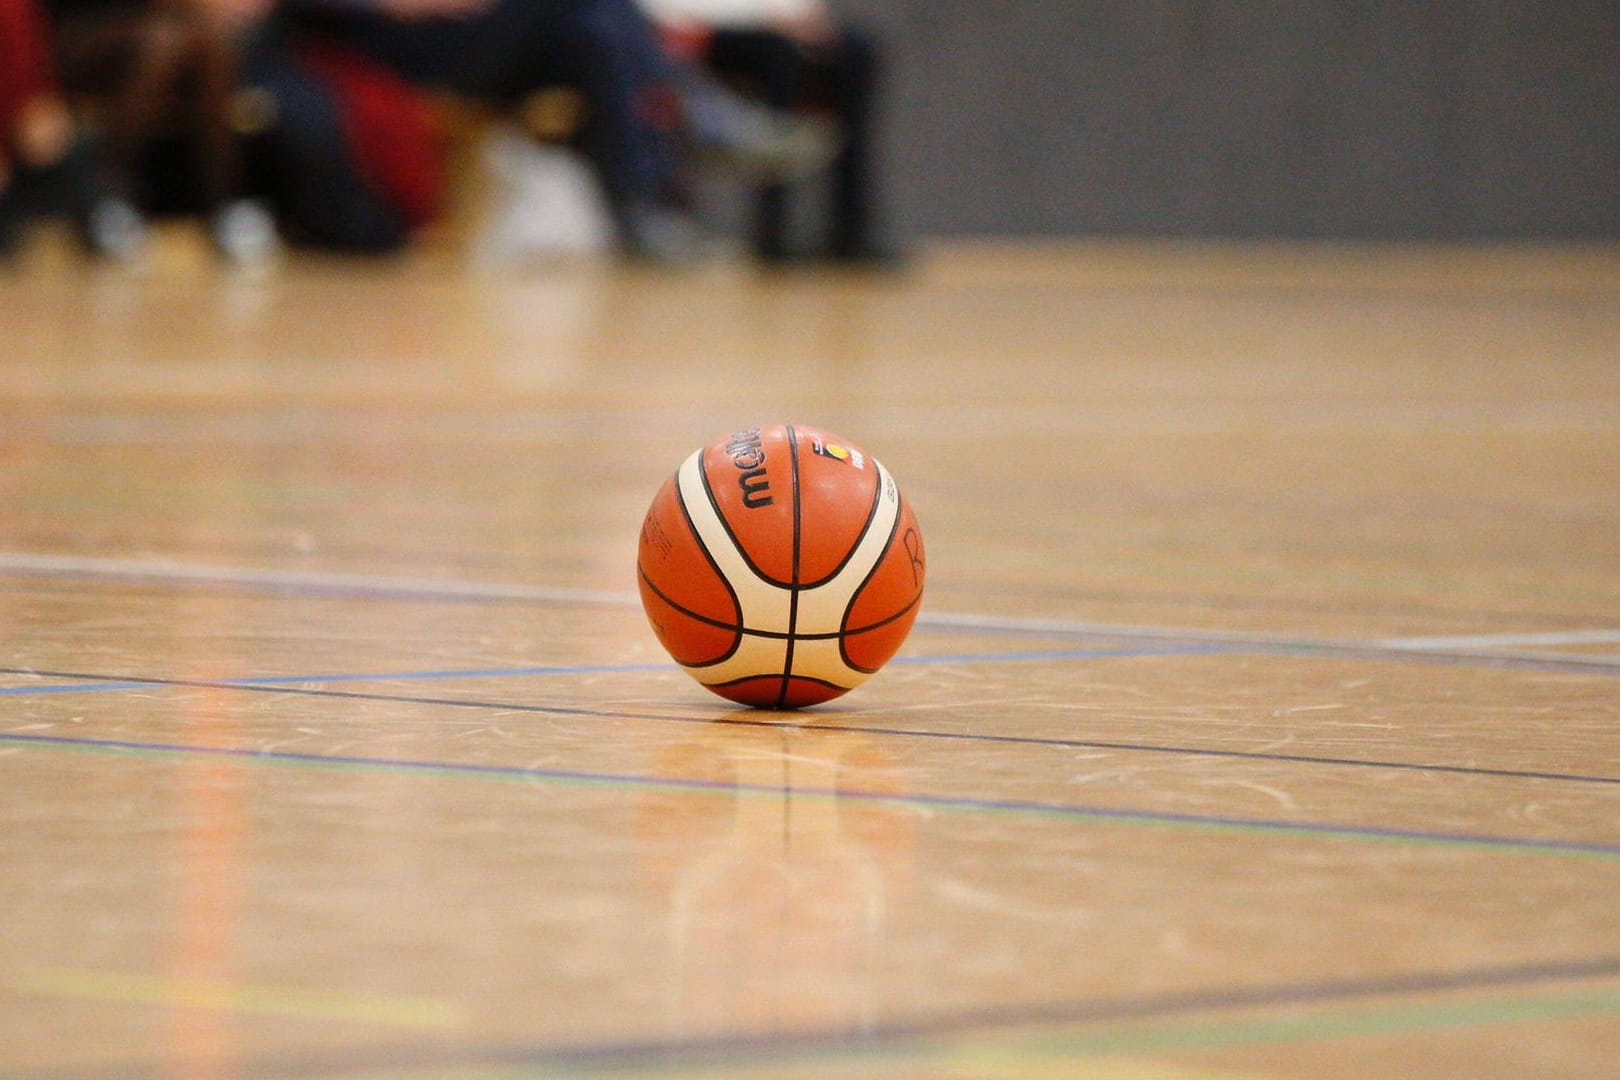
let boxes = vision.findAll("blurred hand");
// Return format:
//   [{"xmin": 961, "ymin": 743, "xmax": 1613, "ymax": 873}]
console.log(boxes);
[
  {"xmin": 166, "ymin": 0, "xmax": 276, "ymax": 30},
  {"xmin": 770, "ymin": 8, "xmax": 838, "ymax": 47},
  {"xmin": 15, "ymin": 97, "xmax": 74, "ymax": 169}
]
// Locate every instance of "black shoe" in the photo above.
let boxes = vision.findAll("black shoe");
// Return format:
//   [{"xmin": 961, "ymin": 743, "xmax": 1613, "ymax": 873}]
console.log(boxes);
[{"xmin": 0, "ymin": 185, "xmax": 23, "ymax": 263}]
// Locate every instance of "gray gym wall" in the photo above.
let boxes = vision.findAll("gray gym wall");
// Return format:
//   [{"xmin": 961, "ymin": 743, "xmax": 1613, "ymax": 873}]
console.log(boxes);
[{"xmin": 838, "ymin": 1, "xmax": 1620, "ymax": 240}]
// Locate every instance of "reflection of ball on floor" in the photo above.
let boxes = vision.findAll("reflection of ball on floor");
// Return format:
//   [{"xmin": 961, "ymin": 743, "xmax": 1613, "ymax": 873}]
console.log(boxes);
[{"xmin": 637, "ymin": 423, "xmax": 926, "ymax": 709}]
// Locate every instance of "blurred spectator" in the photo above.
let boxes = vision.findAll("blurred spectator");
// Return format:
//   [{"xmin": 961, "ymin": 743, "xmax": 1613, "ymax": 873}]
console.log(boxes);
[
  {"xmin": 0, "ymin": 0, "xmax": 138, "ymax": 258},
  {"xmin": 277, "ymin": 0, "xmax": 832, "ymax": 262},
  {"xmin": 48, "ymin": 0, "xmax": 280, "ymax": 262},
  {"xmin": 642, "ymin": 0, "xmax": 894, "ymax": 265},
  {"xmin": 244, "ymin": 10, "xmax": 446, "ymax": 254}
]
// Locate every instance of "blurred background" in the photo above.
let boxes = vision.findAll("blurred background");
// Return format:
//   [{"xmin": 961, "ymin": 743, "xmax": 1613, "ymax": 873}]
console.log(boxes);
[
  {"xmin": 7, "ymin": 0, "xmax": 1616, "ymax": 270},
  {"xmin": 844, "ymin": 1, "xmax": 1619, "ymax": 241}
]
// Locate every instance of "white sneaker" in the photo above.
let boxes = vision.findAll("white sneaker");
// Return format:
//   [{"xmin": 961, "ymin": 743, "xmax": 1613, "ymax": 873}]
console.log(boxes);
[
  {"xmin": 211, "ymin": 199, "xmax": 281, "ymax": 266},
  {"xmin": 82, "ymin": 197, "xmax": 148, "ymax": 263}
]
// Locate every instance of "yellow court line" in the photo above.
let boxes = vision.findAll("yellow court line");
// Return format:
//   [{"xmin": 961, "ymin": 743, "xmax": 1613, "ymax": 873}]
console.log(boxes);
[
  {"xmin": 323, "ymin": 1058, "xmax": 1261, "ymax": 1080},
  {"xmin": 14, "ymin": 967, "xmax": 463, "ymax": 1030}
]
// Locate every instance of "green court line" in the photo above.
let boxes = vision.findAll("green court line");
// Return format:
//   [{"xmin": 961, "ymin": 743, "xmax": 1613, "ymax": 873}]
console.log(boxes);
[
  {"xmin": 298, "ymin": 982, "xmax": 1620, "ymax": 1078},
  {"xmin": 679, "ymin": 984, "xmax": 1620, "ymax": 1079},
  {"xmin": 997, "ymin": 984, "xmax": 1620, "ymax": 1060},
  {"xmin": 6, "ymin": 731, "xmax": 1620, "ymax": 862}
]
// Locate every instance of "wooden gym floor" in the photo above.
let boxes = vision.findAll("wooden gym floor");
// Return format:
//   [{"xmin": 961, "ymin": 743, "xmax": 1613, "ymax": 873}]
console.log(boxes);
[{"xmin": 2, "ymin": 233, "xmax": 1619, "ymax": 1079}]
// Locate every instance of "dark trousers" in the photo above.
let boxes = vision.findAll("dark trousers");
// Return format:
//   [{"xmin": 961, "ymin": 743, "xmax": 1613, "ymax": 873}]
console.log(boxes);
[
  {"xmin": 245, "ymin": 34, "xmax": 410, "ymax": 252},
  {"xmin": 705, "ymin": 25, "xmax": 880, "ymax": 259},
  {"xmin": 291, "ymin": 0, "xmax": 681, "ymax": 220},
  {"xmin": 51, "ymin": 3, "xmax": 250, "ymax": 213}
]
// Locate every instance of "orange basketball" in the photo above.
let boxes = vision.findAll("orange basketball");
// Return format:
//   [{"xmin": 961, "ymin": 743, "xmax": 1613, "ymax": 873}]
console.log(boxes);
[{"xmin": 637, "ymin": 424, "xmax": 926, "ymax": 709}]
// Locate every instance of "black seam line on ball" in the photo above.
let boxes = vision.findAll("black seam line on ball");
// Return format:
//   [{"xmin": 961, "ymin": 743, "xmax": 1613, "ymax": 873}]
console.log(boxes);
[
  {"xmin": 776, "ymin": 425, "xmax": 804, "ymax": 710},
  {"xmin": 709, "ymin": 672, "xmax": 847, "ymax": 693},
  {"xmin": 697, "ymin": 439, "xmax": 775, "ymax": 588},
  {"xmin": 797, "ymin": 458, "xmax": 886, "ymax": 591},
  {"xmin": 639, "ymin": 565, "xmax": 912, "ymax": 643},
  {"xmin": 636, "ymin": 564, "xmax": 746, "ymax": 643}
]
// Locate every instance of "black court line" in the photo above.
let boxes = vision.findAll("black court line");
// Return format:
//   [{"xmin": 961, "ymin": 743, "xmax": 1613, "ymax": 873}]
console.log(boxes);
[
  {"xmin": 3, "ymin": 665, "xmax": 1619, "ymax": 789},
  {"xmin": 9, "ymin": 730, "xmax": 1620, "ymax": 859}
]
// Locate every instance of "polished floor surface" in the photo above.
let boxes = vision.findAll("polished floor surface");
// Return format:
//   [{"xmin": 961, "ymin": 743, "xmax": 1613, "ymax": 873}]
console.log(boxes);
[{"xmin": 3, "ymin": 233, "xmax": 1620, "ymax": 1078}]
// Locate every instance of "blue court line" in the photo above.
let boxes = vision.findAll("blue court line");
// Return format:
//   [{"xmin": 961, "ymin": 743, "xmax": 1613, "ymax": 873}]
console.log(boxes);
[
  {"xmin": 0, "ymin": 663, "xmax": 662, "ymax": 697},
  {"xmin": 5, "ymin": 731, "xmax": 1620, "ymax": 860},
  {"xmin": 0, "ymin": 661, "xmax": 673, "ymax": 696},
  {"xmin": 890, "ymin": 643, "xmax": 1236, "ymax": 664},
  {"xmin": 0, "ymin": 681, "xmax": 156, "ymax": 696}
]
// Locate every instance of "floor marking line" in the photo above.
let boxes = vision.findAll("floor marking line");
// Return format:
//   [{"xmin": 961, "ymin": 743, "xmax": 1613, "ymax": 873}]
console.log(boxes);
[
  {"xmin": 919, "ymin": 611, "xmax": 1620, "ymax": 672},
  {"xmin": 7, "ymin": 732, "xmax": 1620, "ymax": 859},
  {"xmin": 4, "ymin": 552, "xmax": 1619, "ymax": 672},
  {"xmin": 1373, "ymin": 629, "xmax": 1620, "ymax": 650},
  {"xmin": 0, "ymin": 552, "xmax": 634, "ymax": 607},
  {"xmin": 0, "ymin": 663, "xmax": 671, "ymax": 696},
  {"xmin": 179, "ymin": 955, "xmax": 1620, "ymax": 1079},
  {"xmin": 0, "ymin": 680, "xmax": 155, "ymax": 696},
  {"xmin": 13, "ymin": 968, "xmax": 462, "ymax": 1030},
  {"xmin": 0, "ymin": 644, "xmax": 1226, "ymax": 698},
  {"xmin": 4, "ymin": 666, "xmax": 1619, "ymax": 788}
]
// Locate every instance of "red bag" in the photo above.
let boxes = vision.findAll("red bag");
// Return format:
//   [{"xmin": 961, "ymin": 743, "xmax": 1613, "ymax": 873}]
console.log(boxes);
[{"xmin": 295, "ymin": 41, "xmax": 444, "ymax": 228}]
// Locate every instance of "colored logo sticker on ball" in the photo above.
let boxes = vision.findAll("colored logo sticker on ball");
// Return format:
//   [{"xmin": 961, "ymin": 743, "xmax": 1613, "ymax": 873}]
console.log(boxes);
[{"xmin": 811, "ymin": 438, "xmax": 865, "ymax": 470}]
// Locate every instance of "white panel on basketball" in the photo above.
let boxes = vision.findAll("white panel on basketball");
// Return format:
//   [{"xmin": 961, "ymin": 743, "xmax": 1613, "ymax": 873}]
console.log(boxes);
[
  {"xmin": 675, "ymin": 449, "xmax": 792, "ymax": 634},
  {"xmin": 687, "ymin": 632, "xmax": 789, "ymax": 686},
  {"xmin": 784, "ymin": 636, "xmax": 866, "ymax": 690},
  {"xmin": 691, "ymin": 634, "xmax": 861, "ymax": 693}
]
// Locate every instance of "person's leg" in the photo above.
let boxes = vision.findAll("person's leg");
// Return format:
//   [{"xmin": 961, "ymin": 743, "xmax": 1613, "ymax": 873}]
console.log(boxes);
[
  {"xmin": 20, "ymin": 8, "xmax": 154, "ymax": 259},
  {"xmin": 814, "ymin": 26, "xmax": 882, "ymax": 260},
  {"xmin": 245, "ymin": 37, "xmax": 411, "ymax": 253},
  {"xmin": 704, "ymin": 28, "xmax": 807, "ymax": 261},
  {"xmin": 186, "ymin": 11, "xmax": 246, "ymax": 205},
  {"xmin": 178, "ymin": 7, "xmax": 279, "ymax": 260},
  {"xmin": 1, "ymin": 0, "xmax": 64, "ymax": 255},
  {"xmin": 300, "ymin": 0, "xmax": 690, "ymax": 254},
  {"xmin": 545, "ymin": 0, "xmax": 684, "ymax": 230}
]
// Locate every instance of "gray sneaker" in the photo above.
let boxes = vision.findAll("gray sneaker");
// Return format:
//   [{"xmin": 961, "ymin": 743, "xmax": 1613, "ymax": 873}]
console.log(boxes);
[
  {"xmin": 678, "ymin": 75, "xmax": 840, "ymax": 181},
  {"xmin": 618, "ymin": 202, "xmax": 714, "ymax": 265}
]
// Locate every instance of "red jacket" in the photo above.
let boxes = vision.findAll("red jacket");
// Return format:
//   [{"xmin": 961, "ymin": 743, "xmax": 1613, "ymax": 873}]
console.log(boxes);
[{"xmin": 0, "ymin": 0, "xmax": 58, "ymax": 148}]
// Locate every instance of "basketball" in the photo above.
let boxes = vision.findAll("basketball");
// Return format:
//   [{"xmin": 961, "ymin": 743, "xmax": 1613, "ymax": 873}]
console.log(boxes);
[{"xmin": 637, "ymin": 424, "xmax": 926, "ymax": 709}]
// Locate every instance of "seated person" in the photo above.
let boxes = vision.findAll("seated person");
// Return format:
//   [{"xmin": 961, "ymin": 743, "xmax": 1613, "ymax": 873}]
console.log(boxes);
[
  {"xmin": 48, "ymin": 0, "xmax": 280, "ymax": 263},
  {"xmin": 279, "ymin": 0, "xmax": 832, "ymax": 262},
  {"xmin": 641, "ymin": 0, "xmax": 894, "ymax": 265},
  {"xmin": 0, "ymin": 0, "xmax": 140, "ymax": 258}
]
